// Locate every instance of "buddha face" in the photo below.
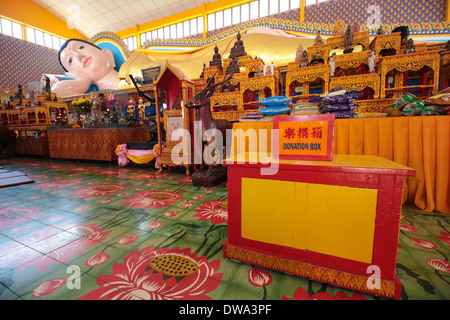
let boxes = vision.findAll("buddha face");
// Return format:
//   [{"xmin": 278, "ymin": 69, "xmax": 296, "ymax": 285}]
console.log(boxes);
[{"xmin": 59, "ymin": 40, "xmax": 116, "ymax": 81}]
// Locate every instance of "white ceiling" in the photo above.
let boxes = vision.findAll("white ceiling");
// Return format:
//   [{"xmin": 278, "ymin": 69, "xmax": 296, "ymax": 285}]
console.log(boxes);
[{"xmin": 32, "ymin": 0, "xmax": 218, "ymax": 39}]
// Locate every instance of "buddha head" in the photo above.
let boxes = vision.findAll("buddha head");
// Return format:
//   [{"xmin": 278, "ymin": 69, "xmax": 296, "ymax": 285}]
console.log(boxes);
[{"xmin": 58, "ymin": 39, "xmax": 117, "ymax": 84}]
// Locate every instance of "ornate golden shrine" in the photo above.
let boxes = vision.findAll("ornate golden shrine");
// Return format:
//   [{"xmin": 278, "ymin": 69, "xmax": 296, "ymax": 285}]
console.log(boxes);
[
  {"xmin": 330, "ymin": 73, "xmax": 381, "ymax": 99},
  {"xmin": 0, "ymin": 100, "xmax": 68, "ymax": 128},
  {"xmin": 369, "ymin": 32, "xmax": 402, "ymax": 61},
  {"xmin": 286, "ymin": 62, "xmax": 329, "ymax": 98},
  {"xmin": 193, "ymin": 55, "xmax": 280, "ymax": 121},
  {"xmin": 333, "ymin": 50, "xmax": 371, "ymax": 72},
  {"xmin": 327, "ymin": 31, "xmax": 370, "ymax": 50},
  {"xmin": 440, "ymin": 51, "xmax": 450, "ymax": 90},
  {"xmin": 154, "ymin": 62, "xmax": 195, "ymax": 174},
  {"xmin": 377, "ymin": 50, "xmax": 441, "ymax": 98}
]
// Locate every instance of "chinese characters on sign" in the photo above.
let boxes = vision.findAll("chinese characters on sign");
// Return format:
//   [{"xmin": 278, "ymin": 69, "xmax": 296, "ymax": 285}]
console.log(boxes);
[{"xmin": 274, "ymin": 114, "xmax": 335, "ymax": 161}]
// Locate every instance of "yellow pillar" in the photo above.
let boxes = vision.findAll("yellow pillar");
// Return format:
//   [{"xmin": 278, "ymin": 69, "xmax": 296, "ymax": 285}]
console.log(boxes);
[
  {"xmin": 203, "ymin": 1, "xmax": 208, "ymax": 39},
  {"xmin": 300, "ymin": 0, "xmax": 305, "ymax": 22},
  {"xmin": 22, "ymin": 23, "xmax": 27, "ymax": 41},
  {"xmin": 135, "ymin": 24, "xmax": 141, "ymax": 48},
  {"xmin": 446, "ymin": 0, "xmax": 450, "ymax": 21}
]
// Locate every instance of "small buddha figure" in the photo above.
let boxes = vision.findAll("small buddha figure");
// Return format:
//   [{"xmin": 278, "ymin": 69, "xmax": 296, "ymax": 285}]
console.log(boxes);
[
  {"xmin": 229, "ymin": 31, "xmax": 247, "ymax": 59},
  {"xmin": 405, "ymin": 38, "xmax": 415, "ymax": 54},
  {"xmin": 300, "ymin": 50, "xmax": 309, "ymax": 68},
  {"xmin": 127, "ymin": 98, "xmax": 136, "ymax": 116},
  {"xmin": 254, "ymin": 66, "xmax": 262, "ymax": 77},
  {"xmin": 199, "ymin": 63, "xmax": 206, "ymax": 78},
  {"xmin": 314, "ymin": 31, "xmax": 324, "ymax": 46},
  {"xmin": 377, "ymin": 27, "xmax": 384, "ymax": 35},
  {"xmin": 138, "ymin": 97, "xmax": 146, "ymax": 124},
  {"xmin": 295, "ymin": 43, "xmax": 304, "ymax": 61},
  {"xmin": 368, "ymin": 50, "xmax": 376, "ymax": 73},
  {"xmin": 329, "ymin": 56, "xmax": 336, "ymax": 77},
  {"xmin": 343, "ymin": 25, "xmax": 354, "ymax": 53},
  {"xmin": 226, "ymin": 56, "xmax": 240, "ymax": 74},
  {"xmin": 209, "ymin": 45, "xmax": 223, "ymax": 68}
]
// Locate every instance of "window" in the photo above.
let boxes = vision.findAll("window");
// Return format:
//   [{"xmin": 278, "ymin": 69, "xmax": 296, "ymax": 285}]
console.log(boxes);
[
  {"xmin": 279, "ymin": 0, "xmax": 290, "ymax": 12},
  {"xmin": 305, "ymin": 0, "xmax": 316, "ymax": 5},
  {"xmin": 250, "ymin": 1, "xmax": 259, "ymax": 20},
  {"xmin": 44, "ymin": 32, "xmax": 52, "ymax": 48},
  {"xmin": 197, "ymin": 17, "xmax": 204, "ymax": 34},
  {"xmin": 232, "ymin": 6, "xmax": 241, "ymax": 25},
  {"xmin": 207, "ymin": 13, "xmax": 215, "ymax": 31},
  {"xmin": 224, "ymin": 8, "xmax": 232, "ymax": 27},
  {"xmin": 190, "ymin": 19, "xmax": 197, "ymax": 35},
  {"xmin": 52, "ymin": 35, "xmax": 61, "ymax": 50},
  {"xmin": 170, "ymin": 24, "xmax": 177, "ymax": 39},
  {"xmin": 26, "ymin": 26, "xmax": 35, "ymax": 43},
  {"xmin": 12, "ymin": 21, "xmax": 22, "ymax": 39},
  {"xmin": 242, "ymin": 3, "xmax": 251, "ymax": 22},
  {"xmin": 290, "ymin": 0, "xmax": 301, "ymax": 9},
  {"xmin": 157, "ymin": 28, "xmax": 164, "ymax": 39},
  {"xmin": 215, "ymin": 11, "xmax": 223, "ymax": 29},
  {"xmin": 164, "ymin": 26, "xmax": 170, "ymax": 39},
  {"xmin": 183, "ymin": 20, "xmax": 190, "ymax": 37},
  {"xmin": 260, "ymin": 0, "xmax": 269, "ymax": 17},
  {"xmin": 1, "ymin": 18, "xmax": 13, "ymax": 37},
  {"xmin": 124, "ymin": 36, "xmax": 137, "ymax": 51},
  {"xmin": 35, "ymin": 30, "xmax": 44, "ymax": 46},
  {"xmin": 269, "ymin": 0, "xmax": 278, "ymax": 15},
  {"xmin": 140, "ymin": 32, "xmax": 147, "ymax": 44},
  {"xmin": 176, "ymin": 22, "xmax": 183, "ymax": 38}
]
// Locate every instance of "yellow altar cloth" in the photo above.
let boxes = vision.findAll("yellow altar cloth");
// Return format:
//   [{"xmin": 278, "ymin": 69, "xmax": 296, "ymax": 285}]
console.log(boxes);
[{"xmin": 231, "ymin": 115, "xmax": 450, "ymax": 214}]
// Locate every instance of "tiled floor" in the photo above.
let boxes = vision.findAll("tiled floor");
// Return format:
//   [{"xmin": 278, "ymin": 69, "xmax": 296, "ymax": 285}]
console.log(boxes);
[{"xmin": 0, "ymin": 157, "xmax": 449, "ymax": 300}]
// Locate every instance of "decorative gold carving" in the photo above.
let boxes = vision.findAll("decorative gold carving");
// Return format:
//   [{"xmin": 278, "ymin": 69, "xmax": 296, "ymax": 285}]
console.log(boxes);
[
  {"xmin": 356, "ymin": 98, "xmax": 394, "ymax": 113},
  {"xmin": 333, "ymin": 50, "xmax": 371, "ymax": 70},
  {"xmin": 369, "ymin": 32, "xmax": 402, "ymax": 60},
  {"xmin": 327, "ymin": 31, "xmax": 370, "ymax": 50},
  {"xmin": 330, "ymin": 73, "xmax": 380, "ymax": 99},
  {"xmin": 203, "ymin": 66, "xmax": 223, "ymax": 81},
  {"xmin": 308, "ymin": 43, "xmax": 330, "ymax": 64},
  {"xmin": 240, "ymin": 76, "xmax": 278, "ymax": 95},
  {"xmin": 378, "ymin": 50, "xmax": 440, "ymax": 98},
  {"xmin": 210, "ymin": 92, "xmax": 242, "ymax": 111},
  {"xmin": 225, "ymin": 243, "xmax": 398, "ymax": 299},
  {"xmin": 286, "ymin": 64, "xmax": 329, "ymax": 97}
]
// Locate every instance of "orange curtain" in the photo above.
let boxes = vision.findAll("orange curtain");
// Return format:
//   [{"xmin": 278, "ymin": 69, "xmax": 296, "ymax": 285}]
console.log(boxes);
[{"xmin": 232, "ymin": 115, "xmax": 450, "ymax": 214}]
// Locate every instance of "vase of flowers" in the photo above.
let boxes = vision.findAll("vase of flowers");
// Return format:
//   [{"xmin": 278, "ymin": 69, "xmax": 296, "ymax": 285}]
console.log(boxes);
[
  {"xmin": 72, "ymin": 98, "xmax": 93, "ymax": 127},
  {"xmin": 72, "ymin": 98, "xmax": 92, "ymax": 113}
]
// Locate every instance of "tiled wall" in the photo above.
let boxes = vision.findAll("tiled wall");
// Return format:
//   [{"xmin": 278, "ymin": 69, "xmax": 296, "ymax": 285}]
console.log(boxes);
[
  {"xmin": 305, "ymin": 0, "xmax": 446, "ymax": 25},
  {"xmin": 0, "ymin": 34, "xmax": 64, "ymax": 92}
]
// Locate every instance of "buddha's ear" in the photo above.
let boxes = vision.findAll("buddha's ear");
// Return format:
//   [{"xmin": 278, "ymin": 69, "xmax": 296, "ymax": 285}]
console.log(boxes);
[{"xmin": 102, "ymin": 48, "xmax": 116, "ymax": 69}]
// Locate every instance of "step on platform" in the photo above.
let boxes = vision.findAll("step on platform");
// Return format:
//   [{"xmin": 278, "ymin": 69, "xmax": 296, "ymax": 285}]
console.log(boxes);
[{"xmin": 0, "ymin": 168, "xmax": 34, "ymax": 188}]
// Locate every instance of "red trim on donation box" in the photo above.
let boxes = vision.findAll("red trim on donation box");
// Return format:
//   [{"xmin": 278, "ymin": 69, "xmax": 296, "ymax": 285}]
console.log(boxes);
[{"xmin": 273, "ymin": 114, "xmax": 335, "ymax": 161}]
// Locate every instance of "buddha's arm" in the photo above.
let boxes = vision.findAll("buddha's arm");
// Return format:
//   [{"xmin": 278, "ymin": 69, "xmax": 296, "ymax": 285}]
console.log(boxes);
[{"xmin": 52, "ymin": 78, "xmax": 92, "ymax": 97}]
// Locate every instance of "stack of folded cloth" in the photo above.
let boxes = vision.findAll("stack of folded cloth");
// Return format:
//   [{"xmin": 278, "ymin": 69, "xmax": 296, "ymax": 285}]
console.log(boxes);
[
  {"xmin": 258, "ymin": 96, "xmax": 292, "ymax": 116},
  {"xmin": 291, "ymin": 102, "xmax": 320, "ymax": 116},
  {"xmin": 320, "ymin": 90, "xmax": 358, "ymax": 118},
  {"xmin": 238, "ymin": 112, "xmax": 264, "ymax": 122}
]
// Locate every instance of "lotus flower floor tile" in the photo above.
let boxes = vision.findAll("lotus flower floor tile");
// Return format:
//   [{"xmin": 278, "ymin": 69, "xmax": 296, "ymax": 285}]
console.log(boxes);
[{"xmin": 0, "ymin": 157, "xmax": 448, "ymax": 300}]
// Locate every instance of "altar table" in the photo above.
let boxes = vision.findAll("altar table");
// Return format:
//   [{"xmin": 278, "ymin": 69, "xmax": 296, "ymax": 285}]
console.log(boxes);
[
  {"xmin": 224, "ymin": 153, "xmax": 415, "ymax": 299},
  {"xmin": 47, "ymin": 127, "xmax": 150, "ymax": 162}
]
